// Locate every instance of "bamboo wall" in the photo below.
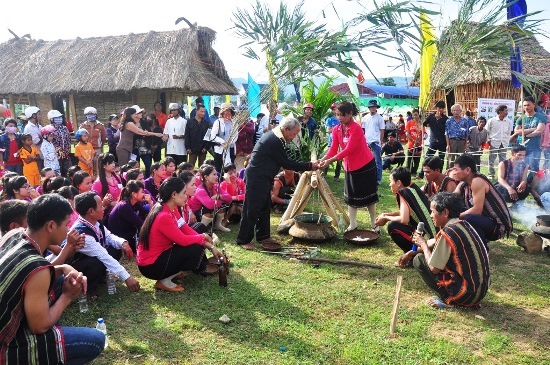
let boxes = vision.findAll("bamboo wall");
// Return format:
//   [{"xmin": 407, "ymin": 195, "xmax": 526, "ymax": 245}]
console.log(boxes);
[{"xmin": 431, "ymin": 81, "xmax": 521, "ymax": 118}]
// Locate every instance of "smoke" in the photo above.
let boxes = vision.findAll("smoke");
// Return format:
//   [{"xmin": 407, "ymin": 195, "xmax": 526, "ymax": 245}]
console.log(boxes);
[{"xmin": 510, "ymin": 201, "xmax": 547, "ymax": 228}]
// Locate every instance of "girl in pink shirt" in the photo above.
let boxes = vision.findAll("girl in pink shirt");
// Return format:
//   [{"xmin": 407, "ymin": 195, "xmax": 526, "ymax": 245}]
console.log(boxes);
[
  {"xmin": 92, "ymin": 153, "xmax": 123, "ymax": 219},
  {"xmin": 137, "ymin": 177, "xmax": 224, "ymax": 292},
  {"xmin": 219, "ymin": 163, "xmax": 245, "ymax": 225},
  {"xmin": 188, "ymin": 165, "xmax": 232, "ymax": 232},
  {"xmin": 320, "ymin": 101, "xmax": 379, "ymax": 232}
]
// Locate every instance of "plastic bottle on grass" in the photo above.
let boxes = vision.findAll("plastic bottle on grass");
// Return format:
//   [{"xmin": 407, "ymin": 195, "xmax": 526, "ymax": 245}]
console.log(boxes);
[
  {"xmin": 78, "ymin": 294, "xmax": 88, "ymax": 313},
  {"xmin": 107, "ymin": 270, "xmax": 116, "ymax": 295},
  {"xmin": 96, "ymin": 318, "xmax": 108, "ymax": 348},
  {"xmin": 338, "ymin": 214, "xmax": 346, "ymax": 236}
]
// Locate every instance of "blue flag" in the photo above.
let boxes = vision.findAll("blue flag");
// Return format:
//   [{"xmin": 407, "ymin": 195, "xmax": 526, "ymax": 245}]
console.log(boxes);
[
  {"xmin": 247, "ymin": 73, "xmax": 261, "ymax": 118},
  {"xmin": 507, "ymin": 0, "xmax": 527, "ymax": 88}
]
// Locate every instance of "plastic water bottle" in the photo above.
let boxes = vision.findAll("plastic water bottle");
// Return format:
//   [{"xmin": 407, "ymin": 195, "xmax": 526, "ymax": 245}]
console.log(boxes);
[
  {"xmin": 96, "ymin": 318, "xmax": 108, "ymax": 348},
  {"xmin": 78, "ymin": 294, "xmax": 88, "ymax": 313},
  {"xmin": 107, "ymin": 270, "xmax": 116, "ymax": 295}
]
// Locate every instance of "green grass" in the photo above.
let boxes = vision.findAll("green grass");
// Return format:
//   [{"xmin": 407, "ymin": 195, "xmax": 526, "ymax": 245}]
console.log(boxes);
[{"xmin": 64, "ymin": 162, "xmax": 549, "ymax": 365}]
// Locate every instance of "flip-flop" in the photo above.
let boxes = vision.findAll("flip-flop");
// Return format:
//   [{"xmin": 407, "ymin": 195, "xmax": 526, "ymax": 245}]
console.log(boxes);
[{"xmin": 427, "ymin": 297, "xmax": 456, "ymax": 310}]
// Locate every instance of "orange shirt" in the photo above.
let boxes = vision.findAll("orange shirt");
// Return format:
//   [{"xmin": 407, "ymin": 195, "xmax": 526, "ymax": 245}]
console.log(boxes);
[
  {"xmin": 19, "ymin": 146, "xmax": 40, "ymax": 186},
  {"xmin": 75, "ymin": 141, "xmax": 94, "ymax": 174},
  {"xmin": 405, "ymin": 120, "xmax": 424, "ymax": 149},
  {"xmin": 156, "ymin": 112, "xmax": 168, "ymax": 130}
]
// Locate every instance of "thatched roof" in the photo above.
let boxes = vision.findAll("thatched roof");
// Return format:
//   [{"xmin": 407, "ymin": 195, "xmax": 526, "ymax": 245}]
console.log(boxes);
[
  {"xmin": 0, "ymin": 27, "xmax": 237, "ymax": 95},
  {"xmin": 431, "ymin": 33, "xmax": 550, "ymax": 89}
]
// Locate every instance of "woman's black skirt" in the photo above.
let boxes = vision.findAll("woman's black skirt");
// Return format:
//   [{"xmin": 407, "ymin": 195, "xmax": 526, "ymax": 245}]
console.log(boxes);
[{"xmin": 344, "ymin": 158, "xmax": 379, "ymax": 208}]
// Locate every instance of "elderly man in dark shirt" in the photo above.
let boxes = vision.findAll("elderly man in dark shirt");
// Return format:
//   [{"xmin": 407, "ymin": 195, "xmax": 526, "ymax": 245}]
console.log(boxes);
[
  {"xmin": 418, "ymin": 101, "xmax": 448, "ymax": 178},
  {"xmin": 237, "ymin": 118, "xmax": 319, "ymax": 250}
]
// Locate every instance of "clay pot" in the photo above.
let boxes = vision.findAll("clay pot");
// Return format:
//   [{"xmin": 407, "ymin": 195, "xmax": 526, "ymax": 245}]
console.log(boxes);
[
  {"xmin": 516, "ymin": 232, "xmax": 543, "ymax": 253},
  {"xmin": 289, "ymin": 213, "xmax": 336, "ymax": 242}
]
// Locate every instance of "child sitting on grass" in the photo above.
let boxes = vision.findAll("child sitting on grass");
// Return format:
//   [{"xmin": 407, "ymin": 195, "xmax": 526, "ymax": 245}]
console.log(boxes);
[
  {"xmin": 74, "ymin": 129, "xmax": 94, "ymax": 176},
  {"xmin": 19, "ymin": 133, "xmax": 41, "ymax": 187}
]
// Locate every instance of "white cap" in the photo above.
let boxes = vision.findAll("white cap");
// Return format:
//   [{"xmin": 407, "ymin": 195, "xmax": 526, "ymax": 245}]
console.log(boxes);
[
  {"xmin": 130, "ymin": 105, "xmax": 144, "ymax": 113},
  {"xmin": 168, "ymin": 103, "xmax": 180, "ymax": 111},
  {"xmin": 24, "ymin": 106, "xmax": 40, "ymax": 118},
  {"xmin": 47, "ymin": 110, "xmax": 63, "ymax": 120},
  {"xmin": 84, "ymin": 106, "xmax": 97, "ymax": 115}
]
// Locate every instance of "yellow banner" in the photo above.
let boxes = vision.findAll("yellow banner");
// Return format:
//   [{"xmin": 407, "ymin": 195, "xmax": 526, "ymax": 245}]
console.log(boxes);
[{"xmin": 419, "ymin": 12, "xmax": 437, "ymax": 112}]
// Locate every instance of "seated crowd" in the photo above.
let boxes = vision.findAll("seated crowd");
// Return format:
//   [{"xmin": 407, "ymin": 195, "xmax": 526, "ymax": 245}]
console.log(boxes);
[{"xmin": 0, "ymin": 99, "xmax": 547, "ymax": 361}]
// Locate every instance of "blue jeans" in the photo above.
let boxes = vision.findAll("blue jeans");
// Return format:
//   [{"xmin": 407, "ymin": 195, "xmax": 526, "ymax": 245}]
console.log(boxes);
[
  {"xmin": 525, "ymin": 147, "xmax": 541, "ymax": 172},
  {"xmin": 61, "ymin": 326, "xmax": 105, "ymax": 365},
  {"xmin": 369, "ymin": 142, "xmax": 382, "ymax": 185}
]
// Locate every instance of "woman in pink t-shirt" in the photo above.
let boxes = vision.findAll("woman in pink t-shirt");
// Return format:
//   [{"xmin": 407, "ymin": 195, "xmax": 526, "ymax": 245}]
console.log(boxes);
[
  {"xmin": 136, "ymin": 177, "xmax": 224, "ymax": 292},
  {"xmin": 92, "ymin": 153, "xmax": 123, "ymax": 220},
  {"xmin": 319, "ymin": 101, "xmax": 379, "ymax": 232}
]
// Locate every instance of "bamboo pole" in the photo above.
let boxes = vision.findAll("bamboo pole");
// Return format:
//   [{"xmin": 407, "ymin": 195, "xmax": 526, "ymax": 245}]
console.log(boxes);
[
  {"xmin": 389, "ymin": 276, "xmax": 403, "ymax": 337},
  {"xmin": 8, "ymin": 94, "xmax": 15, "ymax": 119},
  {"xmin": 317, "ymin": 179, "xmax": 339, "ymax": 227},
  {"xmin": 318, "ymin": 174, "xmax": 350, "ymax": 225},
  {"xmin": 310, "ymin": 170, "xmax": 318, "ymax": 188},
  {"xmin": 292, "ymin": 184, "xmax": 313, "ymax": 217},
  {"xmin": 280, "ymin": 171, "xmax": 310, "ymax": 223}
]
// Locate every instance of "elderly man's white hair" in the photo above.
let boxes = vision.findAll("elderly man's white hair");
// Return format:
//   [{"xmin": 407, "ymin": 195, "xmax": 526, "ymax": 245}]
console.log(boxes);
[
  {"xmin": 451, "ymin": 103, "xmax": 463, "ymax": 111},
  {"xmin": 280, "ymin": 117, "xmax": 300, "ymax": 130}
]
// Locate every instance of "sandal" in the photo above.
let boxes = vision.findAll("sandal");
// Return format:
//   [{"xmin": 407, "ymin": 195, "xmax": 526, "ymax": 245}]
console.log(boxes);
[
  {"xmin": 88, "ymin": 293, "xmax": 100, "ymax": 302},
  {"xmin": 174, "ymin": 271, "xmax": 189, "ymax": 280},
  {"xmin": 239, "ymin": 243, "xmax": 257, "ymax": 251}
]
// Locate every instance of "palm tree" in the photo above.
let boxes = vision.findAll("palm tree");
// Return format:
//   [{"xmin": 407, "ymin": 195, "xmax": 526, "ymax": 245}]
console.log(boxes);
[{"xmin": 231, "ymin": 0, "xmax": 365, "ymax": 117}]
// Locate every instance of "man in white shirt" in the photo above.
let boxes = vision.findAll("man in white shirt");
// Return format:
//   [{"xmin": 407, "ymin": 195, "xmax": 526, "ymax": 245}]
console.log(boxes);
[
  {"xmin": 164, "ymin": 103, "xmax": 187, "ymax": 165},
  {"xmin": 71, "ymin": 192, "xmax": 140, "ymax": 298},
  {"xmin": 486, "ymin": 105, "xmax": 512, "ymax": 179},
  {"xmin": 361, "ymin": 99, "xmax": 385, "ymax": 185}
]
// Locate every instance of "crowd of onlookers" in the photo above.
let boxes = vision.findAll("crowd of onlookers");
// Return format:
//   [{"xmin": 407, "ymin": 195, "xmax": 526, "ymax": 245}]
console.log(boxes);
[{"xmin": 0, "ymin": 91, "xmax": 548, "ymax": 361}]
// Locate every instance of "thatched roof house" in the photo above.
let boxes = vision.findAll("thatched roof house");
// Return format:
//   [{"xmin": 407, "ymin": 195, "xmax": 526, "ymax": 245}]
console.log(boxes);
[
  {"xmin": 429, "ymin": 33, "xmax": 550, "ymax": 115},
  {"xmin": 0, "ymin": 27, "xmax": 237, "ymax": 123}
]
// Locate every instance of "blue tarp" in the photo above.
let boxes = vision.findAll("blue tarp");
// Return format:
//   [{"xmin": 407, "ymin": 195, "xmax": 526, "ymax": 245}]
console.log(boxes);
[{"xmin": 362, "ymin": 84, "xmax": 419, "ymax": 97}]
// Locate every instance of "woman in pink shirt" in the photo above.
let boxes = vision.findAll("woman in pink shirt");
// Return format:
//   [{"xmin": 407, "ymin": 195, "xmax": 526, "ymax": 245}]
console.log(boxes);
[
  {"xmin": 188, "ymin": 165, "xmax": 232, "ymax": 232},
  {"xmin": 92, "ymin": 153, "xmax": 123, "ymax": 219},
  {"xmin": 219, "ymin": 163, "xmax": 245, "ymax": 225},
  {"xmin": 137, "ymin": 177, "xmax": 224, "ymax": 292},
  {"xmin": 319, "ymin": 101, "xmax": 379, "ymax": 232}
]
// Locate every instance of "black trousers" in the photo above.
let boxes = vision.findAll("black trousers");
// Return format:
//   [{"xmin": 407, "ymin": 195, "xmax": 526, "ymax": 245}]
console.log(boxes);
[
  {"xmin": 418, "ymin": 142, "xmax": 446, "ymax": 178},
  {"xmin": 214, "ymin": 150, "xmax": 235, "ymax": 173},
  {"xmin": 138, "ymin": 244, "xmax": 206, "ymax": 280},
  {"xmin": 406, "ymin": 151, "xmax": 421, "ymax": 175},
  {"xmin": 69, "ymin": 245, "xmax": 122, "ymax": 294},
  {"xmin": 413, "ymin": 253, "xmax": 448, "ymax": 301},
  {"xmin": 462, "ymin": 214, "xmax": 499, "ymax": 246},
  {"xmin": 237, "ymin": 177, "xmax": 272, "ymax": 244},
  {"xmin": 167, "ymin": 154, "xmax": 187, "ymax": 166},
  {"xmin": 387, "ymin": 221, "xmax": 415, "ymax": 252}
]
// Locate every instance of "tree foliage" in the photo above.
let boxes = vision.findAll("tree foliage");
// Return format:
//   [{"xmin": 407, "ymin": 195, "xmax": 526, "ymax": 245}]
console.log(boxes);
[{"xmin": 380, "ymin": 77, "xmax": 397, "ymax": 86}]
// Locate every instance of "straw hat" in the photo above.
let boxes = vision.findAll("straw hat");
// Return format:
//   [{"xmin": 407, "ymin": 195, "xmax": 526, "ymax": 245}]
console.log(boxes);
[{"xmin": 220, "ymin": 102, "xmax": 235, "ymax": 116}]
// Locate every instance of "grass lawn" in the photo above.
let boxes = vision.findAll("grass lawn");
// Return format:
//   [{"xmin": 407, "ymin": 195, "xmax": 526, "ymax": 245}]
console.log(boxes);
[{"xmin": 65, "ymin": 161, "xmax": 549, "ymax": 365}]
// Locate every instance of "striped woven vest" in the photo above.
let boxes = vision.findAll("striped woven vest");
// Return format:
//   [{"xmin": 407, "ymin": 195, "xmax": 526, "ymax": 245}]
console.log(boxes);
[
  {"xmin": 396, "ymin": 184, "xmax": 437, "ymax": 239},
  {"xmin": 0, "ymin": 229, "xmax": 65, "ymax": 364},
  {"xmin": 436, "ymin": 220, "xmax": 490, "ymax": 307},
  {"xmin": 460, "ymin": 173, "xmax": 513, "ymax": 238}
]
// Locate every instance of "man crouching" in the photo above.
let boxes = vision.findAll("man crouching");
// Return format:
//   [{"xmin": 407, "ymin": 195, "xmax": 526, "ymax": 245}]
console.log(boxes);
[{"xmin": 412, "ymin": 192, "xmax": 490, "ymax": 309}]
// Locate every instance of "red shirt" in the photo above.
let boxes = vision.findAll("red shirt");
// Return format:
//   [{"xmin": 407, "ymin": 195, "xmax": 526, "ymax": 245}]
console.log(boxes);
[
  {"xmin": 405, "ymin": 120, "xmax": 424, "ymax": 149},
  {"xmin": 220, "ymin": 178, "xmax": 245, "ymax": 201},
  {"xmin": 6, "ymin": 139, "xmax": 22, "ymax": 165},
  {"xmin": 324, "ymin": 121, "xmax": 373, "ymax": 172},
  {"xmin": 136, "ymin": 204, "xmax": 204, "ymax": 266},
  {"xmin": 156, "ymin": 112, "xmax": 168, "ymax": 130}
]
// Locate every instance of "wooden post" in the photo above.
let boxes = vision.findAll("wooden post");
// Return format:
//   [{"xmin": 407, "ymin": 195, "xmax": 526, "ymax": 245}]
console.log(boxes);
[
  {"xmin": 69, "ymin": 94, "xmax": 78, "ymax": 130},
  {"xmin": 291, "ymin": 184, "xmax": 313, "ymax": 217},
  {"xmin": 389, "ymin": 276, "xmax": 403, "ymax": 337},
  {"xmin": 317, "ymin": 179, "xmax": 339, "ymax": 226},
  {"xmin": 318, "ymin": 174, "xmax": 350, "ymax": 225},
  {"xmin": 8, "ymin": 94, "xmax": 15, "ymax": 119}
]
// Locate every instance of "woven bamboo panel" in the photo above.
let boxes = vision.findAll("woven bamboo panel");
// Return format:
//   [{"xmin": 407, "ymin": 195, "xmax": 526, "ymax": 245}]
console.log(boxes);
[
  {"xmin": 136, "ymin": 90, "xmax": 159, "ymax": 113},
  {"xmin": 35, "ymin": 94, "xmax": 53, "ymax": 126}
]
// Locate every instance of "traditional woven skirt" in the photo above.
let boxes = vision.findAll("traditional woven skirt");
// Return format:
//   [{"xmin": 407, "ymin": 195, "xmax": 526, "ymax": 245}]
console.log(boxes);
[{"xmin": 344, "ymin": 159, "xmax": 379, "ymax": 208}]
